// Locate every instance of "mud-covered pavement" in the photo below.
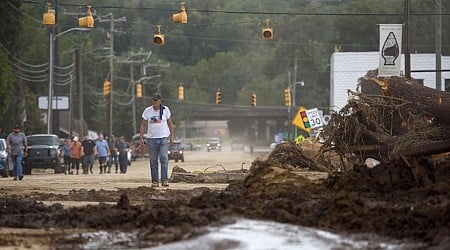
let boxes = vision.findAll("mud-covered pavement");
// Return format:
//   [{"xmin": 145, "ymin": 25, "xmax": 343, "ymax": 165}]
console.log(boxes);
[{"xmin": 0, "ymin": 145, "xmax": 449, "ymax": 249}]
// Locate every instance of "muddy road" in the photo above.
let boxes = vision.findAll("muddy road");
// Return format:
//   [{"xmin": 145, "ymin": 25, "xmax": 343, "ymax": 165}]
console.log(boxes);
[
  {"xmin": 0, "ymin": 142, "xmax": 449, "ymax": 249},
  {"xmin": 1, "ymin": 147, "xmax": 261, "ymax": 200}
]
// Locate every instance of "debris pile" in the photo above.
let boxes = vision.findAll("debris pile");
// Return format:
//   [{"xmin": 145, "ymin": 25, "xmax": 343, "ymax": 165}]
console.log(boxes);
[{"xmin": 320, "ymin": 76, "xmax": 450, "ymax": 171}]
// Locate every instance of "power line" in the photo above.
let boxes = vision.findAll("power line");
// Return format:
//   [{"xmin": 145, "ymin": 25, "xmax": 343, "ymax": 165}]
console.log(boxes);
[{"xmin": 17, "ymin": 0, "xmax": 450, "ymax": 16}]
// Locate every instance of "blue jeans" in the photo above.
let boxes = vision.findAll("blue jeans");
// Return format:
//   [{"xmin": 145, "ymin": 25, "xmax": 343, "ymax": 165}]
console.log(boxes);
[
  {"xmin": 147, "ymin": 137, "xmax": 169, "ymax": 183},
  {"xmin": 11, "ymin": 154, "xmax": 24, "ymax": 177}
]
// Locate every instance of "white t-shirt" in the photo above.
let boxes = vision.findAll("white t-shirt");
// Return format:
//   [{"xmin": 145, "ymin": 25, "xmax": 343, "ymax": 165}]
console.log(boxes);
[{"xmin": 141, "ymin": 105, "xmax": 171, "ymax": 138}]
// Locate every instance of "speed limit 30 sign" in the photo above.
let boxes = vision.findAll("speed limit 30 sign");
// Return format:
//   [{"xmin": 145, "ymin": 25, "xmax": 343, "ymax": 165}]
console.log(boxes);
[{"xmin": 304, "ymin": 108, "xmax": 324, "ymax": 129}]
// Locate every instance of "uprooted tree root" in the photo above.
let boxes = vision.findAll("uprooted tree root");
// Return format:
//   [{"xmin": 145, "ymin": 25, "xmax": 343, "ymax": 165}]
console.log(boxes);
[{"xmin": 320, "ymin": 90, "xmax": 450, "ymax": 169}]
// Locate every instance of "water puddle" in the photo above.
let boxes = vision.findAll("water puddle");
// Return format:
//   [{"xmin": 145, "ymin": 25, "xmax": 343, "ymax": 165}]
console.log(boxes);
[{"xmin": 76, "ymin": 219, "xmax": 421, "ymax": 250}]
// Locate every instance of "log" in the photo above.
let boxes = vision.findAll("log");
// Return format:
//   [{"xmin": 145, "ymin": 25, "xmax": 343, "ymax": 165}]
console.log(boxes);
[{"xmin": 360, "ymin": 76, "xmax": 450, "ymax": 124}]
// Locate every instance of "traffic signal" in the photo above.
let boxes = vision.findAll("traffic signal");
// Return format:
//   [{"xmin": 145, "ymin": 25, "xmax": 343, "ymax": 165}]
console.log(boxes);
[
  {"xmin": 42, "ymin": 3, "xmax": 55, "ymax": 26},
  {"xmin": 284, "ymin": 87, "xmax": 291, "ymax": 107},
  {"xmin": 251, "ymin": 92, "xmax": 256, "ymax": 107},
  {"xmin": 262, "ymin": 19, "xmax": 273, "ymax": 40},
  {"xmin": 136, "ymin": 82, "xmax": 142, "ymax": 97},
  {"xmin": 172, "ymin": 2, "xmax": 188, "ymax": 24},
  {"xmin": 153, "ymin": 25, "xmax": 165, "ymax": 46},
  {"xmin": 79, "ymin": 6, "xmax": 94, "ymax": 28},
  {"xmin": 178, "ymin": 83, "xmax": 184, "ymax": 100},
  {"xmin": 300, "ymin": 110, "xmax": 311, "ymax": 128},
  {"xmin": 103, "ymin": 80, "xmax": 111, "ymax": 95},
  {"xmin": 215, "ymin": 89, "xmax": 222, "ymax": 104}
]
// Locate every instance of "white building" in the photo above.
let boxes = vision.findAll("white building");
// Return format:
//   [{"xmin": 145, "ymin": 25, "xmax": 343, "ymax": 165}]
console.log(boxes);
[{"xmin": 330, "ymin": 52, "xmax": 450, "ymax": 111}]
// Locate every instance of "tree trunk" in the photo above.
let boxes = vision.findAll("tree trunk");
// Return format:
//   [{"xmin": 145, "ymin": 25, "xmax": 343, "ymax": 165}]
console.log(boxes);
[{"xmin": 361, "ymin": 76, "xmax": 450, "ymax": 125}]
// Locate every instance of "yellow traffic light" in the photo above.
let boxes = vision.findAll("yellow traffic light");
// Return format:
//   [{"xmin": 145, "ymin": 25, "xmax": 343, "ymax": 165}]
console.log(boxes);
[
  {"xmin": 79, "ymin": 6, "xmax": 94, "ymax": 28},
  {"xmin": 153, "ymin": 25, "xmax": 165, "ymax": 46},
  {"xmin": 251, "ymin": 92, "xmax": 256, "ymax": 107},
  {"xmin": 103, "ymin": 80, "xmax": 111, "ymax": 95},
  {"xmin": 136, "ymin": 82, "xmax": 142, "ymax": 97},
  {"xmin": 284, "ymin": 87, "xmax": 291, "ymax": 107},
  {"xmin": 43, "ymin": 3, "xmax": 55, "ymax": 26},
  {"xmin": 178, "ymin": 83, "xmax": 184, "ymax": 100},
  {"xmin": 215, "ymin": 89, "xmax": 222, "ymax": 104},
  {"xmin": 262, "ymin": 19, "xmax": 273, "ymax": 40},
  {"xmin": 172, "ymin": 2, "xmax": 188, "ymax": 24}
]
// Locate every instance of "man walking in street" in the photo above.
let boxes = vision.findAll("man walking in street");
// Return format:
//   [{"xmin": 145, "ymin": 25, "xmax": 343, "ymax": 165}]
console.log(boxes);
[
  {"xmin": 139, "ymin": 94, "xmax": 174, "ymax": 187},
  {"xmin": 81, "ymin": 133, "xmax": 96, "ymax": 174},
  {"xmin": 6, "ymin": 124, "xmax": 27, "ymax": 181},
  {"xmin": 108, "ymin": 135, "xmax": 119, "ymax": 173},
  {"xmin": 95, "ymin": 134, "xmax": 110, "ymax": 174}
]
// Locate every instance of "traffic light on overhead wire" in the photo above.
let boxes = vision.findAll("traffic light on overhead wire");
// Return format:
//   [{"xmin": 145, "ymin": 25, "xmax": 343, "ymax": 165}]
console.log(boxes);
[
  {"xmin": 262, "ymin": 19, "xmax": 273, "ymax": 40},
  {"xmin": 284, "ymin": 87, "xmax": 291, "ymax": 107},
  {"xmin": 178, "ymin": 83, "xmax": 184, "ymax": 100},
  {"xmin": 136, "ymin": 82, "xmax": 142, "ymax": 97},
  {"xmin": 215, "ymin": 89, "xmax": 222, "ymax": 104},
  {"xmin": 251, "ymin": 92, "xmax": 256, "ymax": 107},
  {"xmin": 103, "ymin": 80, "xmax": 111, "ymax": 95},
  {"xmin": 42, "ymin": 3, "xmax": 55, "ymax": 26},
  {"xmin": 172, "ymin": 2, "xmax": 188, "ymax": 24},
  {"xmin": 153, "ymin": 25, "xmax": 165, "ymax": 46},
  {"xmin": 78, "ymin": 6, "xmax": 94, "ymax": 28}
]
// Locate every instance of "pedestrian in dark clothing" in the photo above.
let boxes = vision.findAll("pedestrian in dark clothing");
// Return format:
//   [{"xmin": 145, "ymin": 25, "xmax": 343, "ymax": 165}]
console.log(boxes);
[
  {"xmin": 108, "ymin": 135, "xmax": 119, "ymax": 173},
  {"xmin": 81, "ymin": 133, "xmax": 96, "ymax": 174},
  {"xmin": 116, "ymin": 136, "xmax": 130, "ymax": 173},
  {"xmin": 6, "ymin": 124, "xmax": 27, "ymax": 181},
  {"xmin": 62, "ymin": 138, "xmax": 71, "ymax": 174}
]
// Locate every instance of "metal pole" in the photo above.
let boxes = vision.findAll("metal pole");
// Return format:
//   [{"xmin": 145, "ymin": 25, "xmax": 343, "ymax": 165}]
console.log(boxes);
[
  {"xmin": 77, "ymin": 47, "xmax": 84, "ymax": 137},
  {"xmin": 69, "ymin": 72, "xmax": 73, "ymax": 139},
  {"xmin": 48, "ymin": 30, "xmax": 54, "ymax": 134},
  {"xmin": 131, "ymin": 64, "xmax": 136, "ymax": 135},
  {"xmin": 287, "ymin": 71, "xmax": 291, "ymax": 140},
  {"xmin": 435, "ymin": 0, "xmax": 442, "ymax": 90},
  {"xmin": 404, "ymin": 0, "xmax": 411, "ymax": 79},
  {"xmin": 293, "ymin": 60, "xmax": 297, "ymax": 138},
  {"xmin": 109, "ymin": 13, "xmax": 114, "ymax": 138}
]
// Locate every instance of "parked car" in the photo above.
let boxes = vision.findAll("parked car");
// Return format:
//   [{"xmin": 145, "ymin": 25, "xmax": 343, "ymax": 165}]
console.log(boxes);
[
  {"xmin": 206, "ymin": 137, "xmax": 221, "ymax": 152},
  {"xmin": 168, "ymin": 141, "xmax": 184, "ymax": 162},
  {"xmin": 231, "ymin": 140, "xmax": 245, "ymax": 151},
  {"xmin": 0, "ymin": 138, "xmax": 10, "ymax": 177},
  {"xmin": 23, "ymin": 134, "xmax": 65, "ymax": 174}
]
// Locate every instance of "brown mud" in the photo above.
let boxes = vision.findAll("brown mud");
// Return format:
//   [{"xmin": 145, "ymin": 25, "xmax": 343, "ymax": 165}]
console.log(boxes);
[{"xmin": 0, "ymin": 142, "xmax": 449, "ymax": 249}]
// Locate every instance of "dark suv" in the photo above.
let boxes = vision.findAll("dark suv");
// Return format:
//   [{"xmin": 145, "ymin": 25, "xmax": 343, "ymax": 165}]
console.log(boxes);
[
  {"xmin": 168, "ymin": 141, "xmax": 184, "ymax": 162},
  {"xmin": 23, "ymin": 134, "xmax": 65, "ymax": 174}
]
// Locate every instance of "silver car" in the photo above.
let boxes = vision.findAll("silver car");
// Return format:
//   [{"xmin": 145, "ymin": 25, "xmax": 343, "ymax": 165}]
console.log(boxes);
[{"xmin": 0, "ymin": 138, "xmax": 10, "ymax": 177}]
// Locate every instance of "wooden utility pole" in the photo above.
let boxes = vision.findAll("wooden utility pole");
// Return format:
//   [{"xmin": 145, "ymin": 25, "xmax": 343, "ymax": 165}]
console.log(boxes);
[
  {"xmin": 404, "ymin": 0, "xmax": 411, "ymax": 79},
  {"xmin": 435, "ymin": 0, "xmax": 442, "ymax": 90}
]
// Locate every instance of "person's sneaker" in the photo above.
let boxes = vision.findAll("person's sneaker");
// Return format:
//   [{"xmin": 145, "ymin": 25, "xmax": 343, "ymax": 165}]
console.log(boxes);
[
  {"xmin": 162, "ymin": 181, "xmax": 169, "ymax": 187},
  {"xmin": 151, "ymin": 182, "xmax": 159, "ymax": 188},
  {"xmin": 13, "ymin": 177, "xmax": 18, "ymax": 181},
  {"xmin": 19, "ymin": 175, "xmax": 24, "ymax": 181}
]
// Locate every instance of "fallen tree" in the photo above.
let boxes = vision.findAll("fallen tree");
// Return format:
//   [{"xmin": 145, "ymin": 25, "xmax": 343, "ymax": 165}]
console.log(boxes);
[{"xmin": 320, "ymin": 75, "xmax": 450, "ymax": 167}]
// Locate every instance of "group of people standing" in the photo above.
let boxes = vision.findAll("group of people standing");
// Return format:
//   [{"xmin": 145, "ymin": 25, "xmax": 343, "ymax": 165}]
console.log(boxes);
[{"xmin": 62, "ymin": 133, "xmax": 130, "ymax": 175}]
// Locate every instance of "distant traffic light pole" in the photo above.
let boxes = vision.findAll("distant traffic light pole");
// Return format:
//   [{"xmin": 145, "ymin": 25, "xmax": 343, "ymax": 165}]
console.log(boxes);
[{"xmin": 43, "ymin": 3, "xmax": 92, "ymax": 134}]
